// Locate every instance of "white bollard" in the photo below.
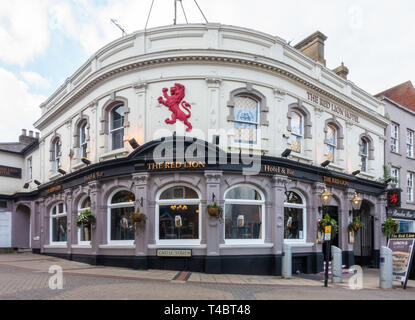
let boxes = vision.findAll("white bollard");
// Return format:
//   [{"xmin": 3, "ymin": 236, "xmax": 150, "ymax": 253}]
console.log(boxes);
[
  {"xmin": 331, "ymin": 246, "xmax": 342, "ymax": 283},
  {"xmin": 282, "ymin": 243, "xmax": 292, "ymax": 279},
  {"xmin": 380, "ymin": 246, "xmax": 393, "ymax": 289}
]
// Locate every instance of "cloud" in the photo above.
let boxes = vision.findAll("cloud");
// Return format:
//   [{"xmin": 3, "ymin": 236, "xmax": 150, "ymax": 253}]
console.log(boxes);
[
  {"xmin": 21, "ymin": 71, "xmax": 51, "ymax": 90},
  {"xmin": 0, "ymin": 68, "xmax": 43, "ymax": 142}
]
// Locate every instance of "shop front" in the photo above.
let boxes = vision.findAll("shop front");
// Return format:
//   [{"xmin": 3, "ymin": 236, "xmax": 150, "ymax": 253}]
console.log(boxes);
[{"xmin": 13, "ymin": 136, "xmax": 386, "ymax": 276}]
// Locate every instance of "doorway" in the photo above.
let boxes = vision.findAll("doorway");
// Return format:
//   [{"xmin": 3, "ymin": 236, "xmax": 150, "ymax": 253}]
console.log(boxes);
[
  {"xmin": 353, "ymin": 201, "xmax": 374, "ymax": 267},
  {"xmin": 12, "ymin": 205, "xmax": 31, "ymax": 249},
  {"xmin": 322, "ymin": 206, "xmax": 339, "ymax": 261}
]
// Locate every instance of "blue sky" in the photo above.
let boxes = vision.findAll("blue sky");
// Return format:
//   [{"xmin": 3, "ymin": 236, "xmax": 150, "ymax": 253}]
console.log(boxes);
[{"xmin": 1, "ymin": 0, "xmax": 414, "ymax": 142}]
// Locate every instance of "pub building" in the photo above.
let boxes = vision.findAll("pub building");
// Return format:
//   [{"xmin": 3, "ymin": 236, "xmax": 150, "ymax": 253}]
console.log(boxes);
[{"xmin": 0, "ymin": 24, "xmax": 389, "ymax": 275}]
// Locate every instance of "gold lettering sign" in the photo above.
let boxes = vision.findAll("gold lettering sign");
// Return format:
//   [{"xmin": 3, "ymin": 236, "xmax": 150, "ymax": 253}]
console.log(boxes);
[
  {"xmin": 323, "ymin": 176, "xmax": 349, "ymax": 187},
  {"xmin": 263, "ymin": 165, "xmax": 294, "ymax": 176},
  {"xmin": 0, "ymin": 166, "xmax": 22, "ymax": 179},
  {"xmin": 157, "ymin": 249, "xmax": 192, "ymax": 257},
  {"xmin": 307, "ymin": 92, "xmax": 359, "ymax": 123},
  {"xmin": 45, "ymin": 185, "xmax": 63, "ymax": 195},
  {"xmin": 84, "ymin": 172, "xmax": 104, "ymax": 183},
  {"xmin": 147, "ymin": 161, "xmax": 206, "ymax": 171}
]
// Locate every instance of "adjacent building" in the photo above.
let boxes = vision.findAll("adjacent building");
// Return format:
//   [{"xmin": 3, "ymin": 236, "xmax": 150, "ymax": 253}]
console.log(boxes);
[{"xmin": 0, "ymin": 24, "xmax": 389, "ymax": 275}]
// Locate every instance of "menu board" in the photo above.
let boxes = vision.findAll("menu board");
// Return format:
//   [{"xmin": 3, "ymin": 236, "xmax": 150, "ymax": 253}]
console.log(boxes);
[
  {"xmin": 388, "ymin": 238, "xmax": 415, "ymax": 284},
  {"xmin": 0, "ymin": 212, "xmax": 12, "ymax": 248}
]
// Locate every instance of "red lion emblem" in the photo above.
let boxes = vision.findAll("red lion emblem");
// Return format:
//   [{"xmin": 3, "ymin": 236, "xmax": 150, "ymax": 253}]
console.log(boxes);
[{"xmin": 158, "ymin": 83, "xmax": 192, "ymax": 132}]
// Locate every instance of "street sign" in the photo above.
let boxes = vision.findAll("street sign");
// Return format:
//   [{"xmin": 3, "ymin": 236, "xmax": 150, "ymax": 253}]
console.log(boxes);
[{"xmin": 324, "ymin": 226, "xmax": 332, "ymax": 241}]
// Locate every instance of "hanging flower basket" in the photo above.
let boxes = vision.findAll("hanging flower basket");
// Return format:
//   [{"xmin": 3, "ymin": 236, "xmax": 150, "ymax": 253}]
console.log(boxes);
[
  {"xmin": 348, "ymin": 217, "xmax": 365, "ymax": 232},
  {"xmin": 76, "ymin": 209, "xmax": 96, "ymax": 228},
  {"xmin": 382, "ymin": 217, "xmax": 399, "ymax": 238},
  {"xmin": 207, "ymin": 202, "xmax": 223, "ymax": 223},
  {"xmin": 317, "ymin": 214, "xmax": 339, "ymax": 235},
  {"xmin": 131, "ymin": 207, "xmax": 147, "ymax": 224}
]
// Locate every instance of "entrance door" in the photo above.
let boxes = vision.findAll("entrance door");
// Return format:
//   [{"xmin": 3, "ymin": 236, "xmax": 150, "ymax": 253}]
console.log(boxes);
[
  {"xmin": 322, "ymin": 206, "xmax": 339, "ymax": 261},
  {"xmin": 353, "ymin": 201, "xmax": 374, "ymax": 267},
  {"xmin": 12, "ymin": 205, "xmax": 31, "ymax": 249}
]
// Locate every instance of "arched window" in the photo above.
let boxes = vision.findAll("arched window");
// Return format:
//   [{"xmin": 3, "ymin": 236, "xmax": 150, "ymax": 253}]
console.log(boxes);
[
  {"xmin": 284, "ymin": 191, "xmax": 306, "ymax": 241},
  {"xmin": 108, "ymin": 190, "xmax": 135, "ymax": 243},
  {"xmin": 360, "ymin": 138, "xmax": 369, "ymax": 172},
  {"xmin": 51, "ymin": 138, "xmax": 61, "ymax": 172},
  {"xmin": 79, "ymin": 121, "xmax": 88, "ymax": 159},
  {"xmin": 326, "ymin": 125, "xmax": 337, "ymax": 162},
  {"xmin": 110, "ymin": 104, "xmax": 125, "ymax": 151},
  {"xmin": 78, "ymin": 196, "xmax": 91, "ymax": 244},
  {"xmin": 233, "ymin": 96, "xmax": 259, "ymax": 145},
  {"xmin": 50, "ymin": 202, "xmax": 67, "ymax": 244},
  {"xmin": 291, "ymin": 112, "xmax": 304, "ymax": 153},
  {"xmin": 156, "ymin": 185, "xmax": 201, "ymax": 244},
  {"xmin": 224, "ymin": 185, "xmax": 265, "ymax": 243}
]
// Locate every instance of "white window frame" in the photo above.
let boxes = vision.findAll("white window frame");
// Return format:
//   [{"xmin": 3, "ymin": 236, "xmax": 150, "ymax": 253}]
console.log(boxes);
[
  {"xmin": 407, "ymin": 172, "xmax": 414, "ymax": 203},
  {"xmin": 54, "ymin": 140, "xmax": 61, "ymax": 172},
  {"xmin": 291, "ymin": 111, "xmax": 304, "ymax": 154},
  {"xmin": 155, "ymin": 184, "xmax": 202, "ymax": 246},
  {"xmin": 391, "ymin": 167, "xmax": 400, "ymax": 188},
  {"xmin": 107, "ymin": 189, "xmax": 135, "ymax": 245},
  {"xmin": 27, "ymin": 157, "xmax": 33, "ymax": 181},
  {"xmin": 78, "ymin": 196, "xmax": 91, "ymax": 245},
  {"xmin": 360, "ymin": 139, "xmax": 369, "ymax": 172},
  {"xmin": 50, "ymin": 202, "xmax": 67, "ymax": 245},
  {"xmin": 283, "ymin": 190, "xmax": 307, "ymax": 244},
  {"xmin": 80, "ymin": 122, "xmax": 88, "ymax": 159},
  {"xmin": 233, "ymin": 95, "xmax": 260, "ymax": 146},
  {"xmin": 407, "ymin": 129, "xmax": 414, "ymax": 158},
  {"xmin": 391, "ymin": 123, "xmax": 399, "ymax": 153},
  {"xmin": 327, "ymin": 125, "xmax": 337, "ymax": 163},
  {"xmin": 224, "ymin": 184, "xmax": 265, "ymax": 245},
  {"xmin": 109, "ymin": 105, "xmax": 125, "ymax": 151}
]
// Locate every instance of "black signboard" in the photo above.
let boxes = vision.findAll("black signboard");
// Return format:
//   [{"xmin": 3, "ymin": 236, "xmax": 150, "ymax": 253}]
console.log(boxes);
[
  {"xmin": 0, "ymin": 166, "xmax": 22, "ymax": 179},
  {"xmin": 387, "ymin": 189, "xmax": 401, "ymax": 208}
]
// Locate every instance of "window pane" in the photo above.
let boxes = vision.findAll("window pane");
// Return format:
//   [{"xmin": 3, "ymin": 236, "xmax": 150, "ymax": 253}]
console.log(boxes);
[
  {"xmin": 291, "ymin": 136, "xmax": 302, "ymax": 153},
  {"xmin": 111, "ymin": 191, "xmax": 135, "ymax": 204},
  {"xmin": 111, "ymin": 128, "xmax": 124, "ymax": 150},
  {"xmin": 159, "ymin": 205, "xmax": 199, "ymax": 240},
  {"xmin": 327, "ymin": 145, "xmax": 335, "ymax": 162},
  {"xmin": 234, "ymin": 122, "xmax": 257, "ymax": 144},
  {"xmin": 226, "ymin": 186, "xmax": 261, "ymax": 200},
  {"xmin": 111, "ymin": 207, "xmax": 135, "ymax": 241},
  {"xmin": 80, "ymin": 224, "xmax": 91, "ymax": 242},
  {"xmin": 81, "ymin": 197, "xmax": 91, "ymax": 209},
  {"xmin": 291, "ymin": 112, "xmax": 303, "ymax": 136},
  {"xmin": 110, "ymin": 105, "xmax": 124, "ymax": 130},
  {"xmin": 327, "ymin": 126, "xmax": 336, "ymax": 146},
  {"xmin": 160, "ymin": 186, "xmax": 198, "ymax": 200},
  {"xmin": 225, "ymin": 204, "xmax": 262, "ymax": 240},
  {"xmin": 284, "ymin": 191, "xmax": 303, "ymax": 205},
  {"xmin": 284, "ymin": 207, "xmax": 304, "ymax": 240},
  {"xmin": 52, "ymin": 216, "xmax": 67, "ymax": 242},
  {"xmin": 234, "ymin": 96, "xmax": 258, "ymax": 123},
  {"xmin": 58, "ymin": 203, "xmax": 64, "ymax": 214},
  {"xmin": 360, "ymin": 140, "xmax": 368, "ymax": 155},
  {"xmin": 398, "ymin": 220, "xmax": 414, "ymax": 233}
]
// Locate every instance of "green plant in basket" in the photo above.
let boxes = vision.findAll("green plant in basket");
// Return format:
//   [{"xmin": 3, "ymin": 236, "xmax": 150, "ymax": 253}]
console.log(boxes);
[{"xmin": 76, "ymin": 209, "xmax": 96, "ymax": 228}]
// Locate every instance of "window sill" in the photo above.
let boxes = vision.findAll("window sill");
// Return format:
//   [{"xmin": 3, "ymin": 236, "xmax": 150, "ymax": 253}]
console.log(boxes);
[
  {"xmin": 99, "ymin": 244, "xmax": 135, "ymax": 249},
  {"xmin": 391, "ymin": 151, "xmax": 402, "ymax": 156},
  {"xmin": 49, "ymin": 172, "xmax": 61, "ymax": 181},
  {"xmin": 288, "ymin": 153, "xmax": 313, "ymax": 164},
  {"xmin": 220, "ymin": 243, "xmax": 272, "ymax": 249},
  {"xmin": 99, "ymin": 148, "xmax": 128, "ymax": 161},
  {"xmin": 71, "ymin": 244, "xmax": 92, "ymax": 249},
  {"xmin": 359, "ymin": 172, "xmax": 376, "ymax": 180},
  {"xmin": 148, "ymin": 244, "xmax": 207, "ymax": 249},
  {"xmin": 407, "ymin": 156, "xmax": 415, "ymax": 161},
  {"xmin": 72, "ymin": 162, "xmax": 87, "ymax": 171},
  {"xmin": 327, "ymin": 163, "xmax": 345, "ymax": 172},
  {"xmin": 283, "ymin": 241, "xmax": 314, "ymax": 247}
]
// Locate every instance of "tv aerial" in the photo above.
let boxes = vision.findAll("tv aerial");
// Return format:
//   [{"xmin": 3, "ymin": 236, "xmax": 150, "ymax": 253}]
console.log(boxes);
[{"xmin": 111, "ymin": 19, "xmax": 127, "ymax": 37}]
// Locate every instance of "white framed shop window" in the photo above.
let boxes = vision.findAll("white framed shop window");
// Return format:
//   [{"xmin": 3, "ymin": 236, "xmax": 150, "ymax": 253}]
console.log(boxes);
[
  {"xmin": 396, "ymin": 219, "xmax": 415, "ymax": 233},
  {"xmin": 78, "ymin": 196, "xmax": 92, "ymax": 245},
  {"xmin": 283, "ymin": 190, "xmax": 307, "ymax": 243},
  {"xmin": 224, "ymin": 185, "xmax": 265, "ymax": 245},
  {"xmin": 107, "ymin": 190, "xmax": 135, "ymax": 245},
  {"xmin": 50, "ymin": 202, "xmax": 67, "ymax": 245},
  {"xmin": 155, "ymin": 184, "xmax": 202, "ymax": 246}
]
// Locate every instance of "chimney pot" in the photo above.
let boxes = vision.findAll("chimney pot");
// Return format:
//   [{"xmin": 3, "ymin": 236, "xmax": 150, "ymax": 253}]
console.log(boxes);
[
  {"xmin": 333, "ymin": 63, "xmax": 349, "ymax": 79},
  {"xmin": 29, "ymin": 131, "xmax": 33, "ymax": 138},
  {"xmin": 36, "ymin": 132, "xmax": 40, "ymax": 139},
  {"xmin": 22, "ymin": 129, "xmax": 27, "ymax": 136}
]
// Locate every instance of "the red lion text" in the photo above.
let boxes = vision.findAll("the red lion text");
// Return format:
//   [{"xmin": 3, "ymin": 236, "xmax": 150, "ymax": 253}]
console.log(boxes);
[{"xmin": 158, "ymin": 83, "xmax": 192, "ymax": 132}]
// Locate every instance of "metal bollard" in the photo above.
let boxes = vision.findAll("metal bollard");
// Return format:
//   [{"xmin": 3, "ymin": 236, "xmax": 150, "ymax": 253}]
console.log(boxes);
[
  {"xmin": 331, "ymin": 246, "xmax": 342, "ymax": 283},
  {"xmin": 379, "ymin": 246, "xmax": 393, "ymax": 289},
  {"xmin": 282, "ymin": 243, "xmax": 292, "ymax": 279}
]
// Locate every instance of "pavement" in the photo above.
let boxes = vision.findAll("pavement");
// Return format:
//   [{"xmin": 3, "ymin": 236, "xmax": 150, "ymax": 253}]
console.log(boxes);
[{"xmin": 0, "ymin": 252, "xmax": 415, "ymax": 300}]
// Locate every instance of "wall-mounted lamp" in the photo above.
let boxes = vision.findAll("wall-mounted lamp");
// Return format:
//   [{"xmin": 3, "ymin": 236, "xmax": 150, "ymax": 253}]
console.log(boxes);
[
  {"xmin": 34, "ymin": 180, "xmax": 42, "ymax": 186},
  {"xmin": 23, "ymin": 183, "xmax": 30, "ymax": 189},
  {"xmin": 81, "ymin": 157, "xmax": 91, "ymax": 165},
  {"xmin": 321, "ymin": 160, "xmax": 331, "ymax": 168},
  {"xmin": 352, "ymin": 170, "xmax": 361, "ymax": 176},
  {"xmin": 281, "ymin": 149, "xmax": 292, "ymax": 158},
  {"xmin": 129, "ymin": 138, "xmax": 140, "ymax": 150},
  {"xmin": 351, "ymin": 192, "xmax": 363, "ymax": 211},
  {"xmin": 58, "ymin": 168, "xmax": 67, "ymax": 175},
  {"xmin": 321, "ymin": 187, "xmax": 333, "ymax": 207}
]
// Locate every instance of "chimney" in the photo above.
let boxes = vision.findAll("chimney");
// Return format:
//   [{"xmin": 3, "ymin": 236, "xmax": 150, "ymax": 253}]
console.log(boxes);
[
  {"xmin": 333, "ymin": 62, "xmax": 349, "ymax": 79},
  {"xmin": 19, "ymin": 129, "xmax": 39, "ymax": 145},
  {"xmin": 36, "ymin": 132, "xmax": 40, "ymax": 140},
  {"xmin": 294, "ymin": 31, "xmax": 328, "ymax": 66}
]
